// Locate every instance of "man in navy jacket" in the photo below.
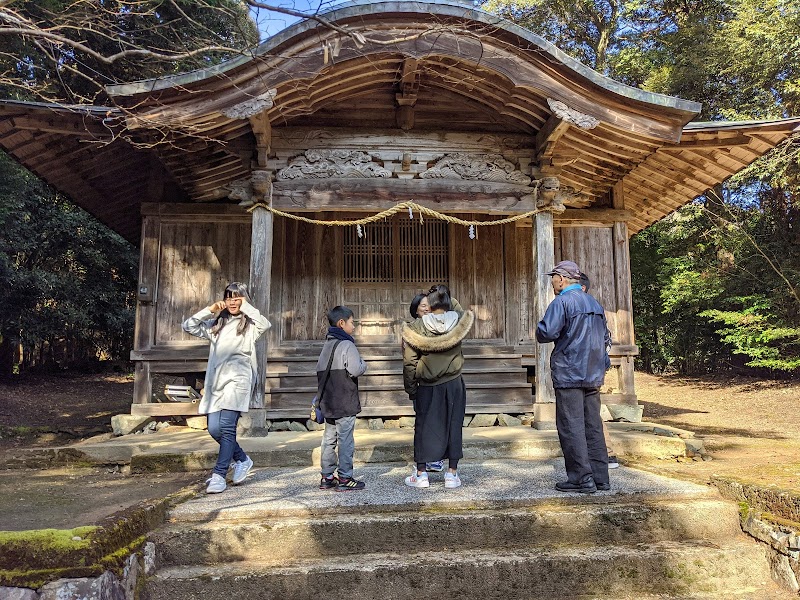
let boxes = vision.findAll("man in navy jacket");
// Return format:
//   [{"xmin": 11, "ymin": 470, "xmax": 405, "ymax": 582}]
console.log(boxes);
[{"xmin": 536, "ymin": 260, "xmax": 611, "ymax": 493}]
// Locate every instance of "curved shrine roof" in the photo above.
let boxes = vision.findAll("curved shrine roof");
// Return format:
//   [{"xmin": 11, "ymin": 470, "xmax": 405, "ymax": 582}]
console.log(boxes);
[{"xmin": 0, "ymin": 2, "xmax": 797, "ymax": 241}]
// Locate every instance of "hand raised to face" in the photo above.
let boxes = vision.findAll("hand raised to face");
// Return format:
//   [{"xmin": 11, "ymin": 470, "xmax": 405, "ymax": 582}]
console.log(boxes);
[{"xmin": 209, "ymin": 300, "xmax": 227, "ymax": 313}]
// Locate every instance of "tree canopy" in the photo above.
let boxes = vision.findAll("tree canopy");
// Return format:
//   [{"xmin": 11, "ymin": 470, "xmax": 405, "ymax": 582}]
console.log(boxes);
[{"xmin": 485, "ymin": 0, "xmax": 800, "ymax": 375}]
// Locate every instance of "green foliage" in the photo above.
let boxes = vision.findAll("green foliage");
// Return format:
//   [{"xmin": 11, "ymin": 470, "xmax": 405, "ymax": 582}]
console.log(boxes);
[
  {"xmin": 0, "ymin": 153, "xmax": 138, "ymax": 373},
  {"xmin": 701, "ymin": 297, "xmax": 800, "ymax": 371},
  {"xmin": 481, "ymin": 0, "xmax": 625, "ymax": 72},
  {"xmin": 487, "ymin": 0, "xmax": 800, "ymax": 376}
]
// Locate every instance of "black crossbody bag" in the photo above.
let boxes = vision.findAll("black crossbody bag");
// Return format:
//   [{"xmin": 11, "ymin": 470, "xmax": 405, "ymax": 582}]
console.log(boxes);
[{"xmin": 310, "ymin": 340, "xmax": 342, "ymax": 424}]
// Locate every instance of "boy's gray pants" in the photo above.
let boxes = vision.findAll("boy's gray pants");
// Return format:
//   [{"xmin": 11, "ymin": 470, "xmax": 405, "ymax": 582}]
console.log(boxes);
[{"xmin": 320, "ymin": 415, "xmax": 357, "ymax": 479}]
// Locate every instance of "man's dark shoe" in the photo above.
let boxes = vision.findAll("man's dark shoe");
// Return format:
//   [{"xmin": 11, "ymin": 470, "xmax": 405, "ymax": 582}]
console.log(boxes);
[
  {"xmin": 596, "ymin": 482, "xmax": 611, "ymax": 491},
  {"xmin": 336, "ymin": 477, "xmax": 366, "ymax": 491},
  {"xmin": 555, "ymin": 478, "xmax": 597, "ymax": 494},
  {"xmin": 319, "ymin": 475, "xmax": 339, "ymax": 490}
]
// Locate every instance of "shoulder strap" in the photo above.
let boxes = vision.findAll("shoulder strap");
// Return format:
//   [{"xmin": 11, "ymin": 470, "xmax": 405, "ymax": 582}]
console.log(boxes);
[{"xmin": 317, "ymin": 340, "xmax": 343, "ymax": 403}]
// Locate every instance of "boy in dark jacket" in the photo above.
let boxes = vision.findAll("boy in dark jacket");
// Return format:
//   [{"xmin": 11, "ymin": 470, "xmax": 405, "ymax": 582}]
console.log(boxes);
[{"xmin": 317, "ymin": 306, "xmax": 368, "ymax": 491}]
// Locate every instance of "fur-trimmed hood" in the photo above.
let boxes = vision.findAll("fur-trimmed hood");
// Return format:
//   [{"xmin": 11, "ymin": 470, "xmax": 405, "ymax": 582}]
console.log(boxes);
[{"xmin": 402, "ymin": 310, "xmax": 475, "ymax": 353}]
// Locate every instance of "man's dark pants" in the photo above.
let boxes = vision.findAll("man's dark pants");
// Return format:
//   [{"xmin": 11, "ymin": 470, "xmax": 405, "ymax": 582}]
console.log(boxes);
[{"xmin": 555, "ymin": 387, "xmax": 609, "ymax": 486}]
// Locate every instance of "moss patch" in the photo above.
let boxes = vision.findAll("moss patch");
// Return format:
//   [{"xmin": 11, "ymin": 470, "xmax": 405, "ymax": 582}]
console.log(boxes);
[
  {"xmin": 713, "ymin": 476, "xmax": 800, "ymax": 523},
  {"xmin": 0, "ymin": 526, "xmax": 97, "ymax": 568},
  {"xmin": 0, "ymin": 481, "xmax": 199, "ymax": 587}
]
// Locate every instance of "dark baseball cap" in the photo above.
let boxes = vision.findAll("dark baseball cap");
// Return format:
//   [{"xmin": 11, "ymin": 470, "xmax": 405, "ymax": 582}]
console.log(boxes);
[{"xmin": 546, "ymin": 260, "xmax": 581, "ymax": 279}]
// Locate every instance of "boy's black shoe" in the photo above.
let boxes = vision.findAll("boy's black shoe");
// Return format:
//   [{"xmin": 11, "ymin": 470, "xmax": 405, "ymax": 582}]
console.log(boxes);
[
  {"xmin": 336, "ymin": 477, "xmax": 365, "ymax": 491},
  {"xmin": 319, "ymin": 475, "xmax": 339, "ymax": 490},
  {"xmin": 596, "ymin": 482, "xmax": 611, "ymax": 491},
  {"xmin": 555, "ymin": 477, "xmax": 597, "ymax": 494}
]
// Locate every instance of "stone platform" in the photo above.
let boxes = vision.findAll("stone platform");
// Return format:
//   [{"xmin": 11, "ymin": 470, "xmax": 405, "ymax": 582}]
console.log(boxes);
[{"xmin": 0, "ymin": 421, "xmax": 700, "ymax": 471}]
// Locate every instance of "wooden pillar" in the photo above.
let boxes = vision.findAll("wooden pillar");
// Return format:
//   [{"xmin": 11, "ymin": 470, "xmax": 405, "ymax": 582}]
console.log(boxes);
[
  {"xmin": 132, "ymin": 214, "xmax": 160, "ymax": 405},
  {"xmin": 249, "ymin": 205, "xmax": 274, "ymax": 409},
  {"xmin": 532, "ymin": 210, "xmax": 556, "ymax": 430},
  {"xmin": 612, "ymin": 182, "xmax": 637, "ymax": 399}
]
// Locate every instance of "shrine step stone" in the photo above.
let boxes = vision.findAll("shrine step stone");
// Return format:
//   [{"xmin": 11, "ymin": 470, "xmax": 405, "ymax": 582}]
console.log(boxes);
[{"xmin": 142, "ymin": 460, "xmax": 783, "ymax": 599}]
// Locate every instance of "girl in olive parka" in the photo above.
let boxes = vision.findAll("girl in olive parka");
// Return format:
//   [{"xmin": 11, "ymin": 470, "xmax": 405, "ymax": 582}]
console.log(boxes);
[{"xmin": 402, "ymin": 285, "xmax": 474, "ymax": 489}]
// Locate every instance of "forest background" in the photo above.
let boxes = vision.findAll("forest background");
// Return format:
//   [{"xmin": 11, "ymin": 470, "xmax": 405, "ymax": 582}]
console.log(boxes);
[{"xmin": 0, "ymin": 0, "xmax": 797, "ymax": 379}]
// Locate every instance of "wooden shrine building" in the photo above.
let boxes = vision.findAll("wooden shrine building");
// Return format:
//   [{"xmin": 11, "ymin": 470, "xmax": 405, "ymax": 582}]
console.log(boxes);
[{"xmin": 0, "ymin": 1, "xmax": 798, "ymax": 429}]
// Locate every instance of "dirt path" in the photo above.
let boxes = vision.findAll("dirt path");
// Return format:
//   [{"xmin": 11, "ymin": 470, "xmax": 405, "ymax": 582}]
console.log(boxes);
[
  {"xmin": 635, "ymin": 372, "xmax": 800, "ymax": 491},
  {"xmin": 0, "ymin": 370, "xmax": 797, "ymax": 533}
]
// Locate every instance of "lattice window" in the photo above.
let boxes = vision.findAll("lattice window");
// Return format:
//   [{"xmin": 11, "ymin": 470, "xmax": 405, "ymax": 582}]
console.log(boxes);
[
  {"xmin": 343, "ymin": 221, "xmax": 393, "ymax": 283},
  {"xmin": 399, "ymin": 219, "xmax": 448, "ymax": 284},
  {"xmin": 343, "ymin": 217, "xmax": 448, "ymax": 285}
]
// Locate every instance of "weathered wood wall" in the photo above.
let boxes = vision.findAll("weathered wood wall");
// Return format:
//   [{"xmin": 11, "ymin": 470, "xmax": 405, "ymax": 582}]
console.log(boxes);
[
  {"xmin": 449, "ymin": 219, "xmax": 506, "ymax": 341},
  {"xmin": 132, "ymin": 205, "xmax": 252, "ymax": 405},
  {"xmin": 155, "ymin": 222, "xmax": 252, "ymax": 344}
]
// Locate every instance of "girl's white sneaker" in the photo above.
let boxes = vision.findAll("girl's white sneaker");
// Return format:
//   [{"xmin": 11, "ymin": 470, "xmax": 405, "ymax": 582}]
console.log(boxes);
[
  {"xmin": 404, "ymin": 470, "xmax": 429, "ymax": 488},
  {"xmin": 444, "ymin": 471, "xmax": 462, "ymax": 489},
  {"xmin": 206, "ymin": 473, "xmax": 227, "ymax": 494}
]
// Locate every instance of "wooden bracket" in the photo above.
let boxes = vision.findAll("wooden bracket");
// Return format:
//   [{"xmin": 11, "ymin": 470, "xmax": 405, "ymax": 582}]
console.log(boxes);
[
  {"xmin": 249, "ymin": 111, "xmax": 272, "ymax": 168},
  {"xmin": 395, "ymin": 58, "xmax": 420, "ymax": 131}
]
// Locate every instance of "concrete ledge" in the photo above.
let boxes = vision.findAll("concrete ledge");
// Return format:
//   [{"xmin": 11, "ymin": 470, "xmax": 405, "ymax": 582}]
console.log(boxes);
[{"xmin": 1, "ymin": 422, "xmax": 696, "ymax": 472}]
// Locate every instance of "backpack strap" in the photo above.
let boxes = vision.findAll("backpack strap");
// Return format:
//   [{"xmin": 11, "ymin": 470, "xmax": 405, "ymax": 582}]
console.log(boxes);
[{"xmin": 315, "ymin": 340, "xmax": 342, "ymax": 407}]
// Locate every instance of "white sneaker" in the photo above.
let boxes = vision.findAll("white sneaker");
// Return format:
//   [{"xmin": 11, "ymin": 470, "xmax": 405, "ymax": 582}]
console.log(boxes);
[
  {"xmin": 206, "ymin": 473, "xmax": 226, "ymax": 494},
  {"xmin": 404, "ymin": 470, "xmax": 429, "ymax": 488},
  {"xmin": 232, "ymin": 456, "xmax": 253, "ymax": 485},
  {"xmin": 444, "ymin": 471, "xmax": 462, "ymax": 489}
]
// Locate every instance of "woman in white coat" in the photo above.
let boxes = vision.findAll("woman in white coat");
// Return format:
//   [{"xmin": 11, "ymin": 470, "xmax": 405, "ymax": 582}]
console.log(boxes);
[{"xmin": 182, "ymin": 282, "xmax": 271, "ymax": 493}]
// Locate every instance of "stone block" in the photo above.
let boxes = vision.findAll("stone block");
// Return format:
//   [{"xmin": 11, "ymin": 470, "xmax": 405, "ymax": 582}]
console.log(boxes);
[
  {"xmin": 399, "ymin": 417, "xmax": 416, "ymax": 428},
  {"xmin": 533, "ymin": 403, "xmax": 557, "ymax": 430},
  {"xmin": 122, "ymin": 553, "xmax": 138, "ymax": 600},
  {"xmin": 111, "ymin": 415, "xmax": 154, "ymax": 436},
  {"xmin": 238, "ymin": 410, "xmax": 269, "ymax": 437},
  {"xmin": 463, "ymin": 415, "xmax": 473, "ymax": 427},
  {"xmin": 599, "ymin": 404, "xmax": 613, "ymax": 421},
  {"xmin": 684, "ymin": 438, "xmax": 705, "ymax": 456},
  {"xmin": 143, "ymin": 542, "xmax": 157, "ymax": 576},
  {"xmin": 607, "ymin": 403, "xmax": 644, "ymax": 423},
  {"xmin": 384, "ymin": 419, "xmax": 401, "ymax": 429},
  {"xmin": 0, "ymin": 587, "xmax": 38, "ymax": 600},
  {"xmin": 469, "ymin": 414, "xmax": 497, "ymax": 427},
  {"xmin": 185, "ymin": 416, "xmax": 207, "ymax": 430},
  {"xmin": 288, "ymin": 421, "xmax": 307, "ymax": 432},
  {"xmin": 270, "ymin": 421, "xmax": 290, "ymax": 432},
  {"xmin": 39, "ymin": 571, "xmax": 125, "ymax": 600},
  {"xmin": 355, "ymin": 418, "xmax": 369, "ymax": 430},
  {"xmin": 769, "ymin": 552, "xmax": 800, "ymax": 593},
  {"xmin": 497, "ymin": 414, "xmax": 522, "ymax": 427},
  {"xmin": 368, "ymin": 418, "xmax": 384, "ymax": 430},
  {"xmin": 306, "ymin": 419, "xmax": 325, "ymax": 431}
]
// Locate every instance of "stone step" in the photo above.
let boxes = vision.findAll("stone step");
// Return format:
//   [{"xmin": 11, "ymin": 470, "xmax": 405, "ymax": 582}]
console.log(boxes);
[
  {"xmin": 144, "ymin": 541, "xmax": 775, "ymax": 600},
  {"xmin": 152, "ymin": 498, "xmax": 741, "ymax": 568},
  {"xmin": 267, "ymin": 382, "xmax": 534, "ymax": 408},
  {"xmin": 267, "ymin": 345, "xmax": 521, "ymax": 358},
  {"xmin": 266, "ymin": 367, "xmax": 530, "ymax": 388},
  {"xmin": 126, "ymin": 430, "xmax": 690, "ymax": 473},
  {"xmin": 266, "ymin": 353, "xmax": 525, "ymax": 373}
]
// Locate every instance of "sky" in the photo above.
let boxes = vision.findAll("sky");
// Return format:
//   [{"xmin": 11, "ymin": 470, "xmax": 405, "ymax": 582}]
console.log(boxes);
[{"xmin": 249, "ymin": 0, "xmax": 351, "ymax": 41}]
